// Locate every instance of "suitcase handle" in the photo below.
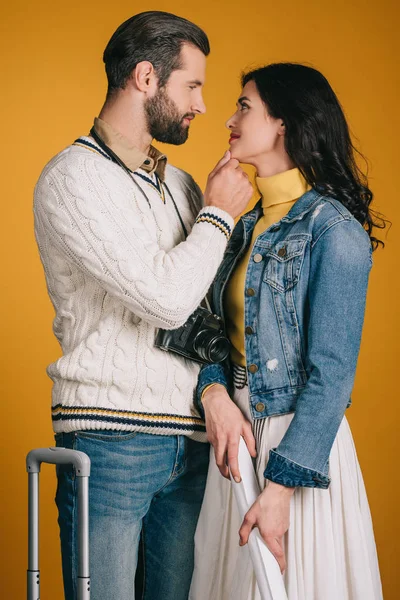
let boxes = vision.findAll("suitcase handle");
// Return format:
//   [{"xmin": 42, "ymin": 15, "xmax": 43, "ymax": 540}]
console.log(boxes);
[
  {"xmin": 26, "ymin": 447, "xmax": 91, "ymax": 600},
  {"xmin": 26, "ymin": 446, "xmax": 91, "ymax": 476}
]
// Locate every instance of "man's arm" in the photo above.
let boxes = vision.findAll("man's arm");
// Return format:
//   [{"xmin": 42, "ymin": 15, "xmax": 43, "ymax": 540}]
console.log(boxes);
[{"xmin": 34, "ymin": 151, "xmax": 251, "ymax": 330}]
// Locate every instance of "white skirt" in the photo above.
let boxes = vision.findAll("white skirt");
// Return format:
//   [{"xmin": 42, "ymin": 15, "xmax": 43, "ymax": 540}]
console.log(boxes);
[{"xmin": 190, "ymin": 384, "xmax": 383, "ymax": 600}]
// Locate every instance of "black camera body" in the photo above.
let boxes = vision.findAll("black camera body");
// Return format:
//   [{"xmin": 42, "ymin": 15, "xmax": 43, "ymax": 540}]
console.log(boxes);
[{"xmin": 155, "ymin": 306, "xmax": 230, "ymax": 364}]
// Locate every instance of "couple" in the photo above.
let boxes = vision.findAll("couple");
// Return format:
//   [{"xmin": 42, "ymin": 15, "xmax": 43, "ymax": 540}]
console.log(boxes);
[{"xmin": 34, "ymin": 10, "xmax": 383, "ymax": 600}]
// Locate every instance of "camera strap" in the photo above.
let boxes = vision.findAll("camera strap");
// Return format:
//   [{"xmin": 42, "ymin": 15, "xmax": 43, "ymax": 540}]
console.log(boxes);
[
  {"xmin": 89, "ymin": 127, "xmax": 188, "ymax": 239},
  {"xmin": 88, "ymin": 128, "xmax": 213, "ymax": 313}
]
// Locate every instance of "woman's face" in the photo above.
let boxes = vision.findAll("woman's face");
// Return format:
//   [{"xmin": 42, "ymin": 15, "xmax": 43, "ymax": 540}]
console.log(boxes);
[{"xmin": 226, "ymin": 80, "xmax": 286, "ymax": 169}]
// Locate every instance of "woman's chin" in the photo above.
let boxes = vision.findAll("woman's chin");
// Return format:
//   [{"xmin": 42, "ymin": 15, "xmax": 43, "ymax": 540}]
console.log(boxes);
[
  {"xmin": 230, "ymin": 150, "xmax": 250, "ymax": 165},
  {"xmin": 229, "ymin": 148, "xmax": 242, "ymax": 162}
]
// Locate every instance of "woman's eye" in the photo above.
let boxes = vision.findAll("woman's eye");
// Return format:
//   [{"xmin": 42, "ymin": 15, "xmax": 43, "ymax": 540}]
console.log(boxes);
[{"xmin": 239, "ymin": 104, "xmax": 249, "ymax": 111}]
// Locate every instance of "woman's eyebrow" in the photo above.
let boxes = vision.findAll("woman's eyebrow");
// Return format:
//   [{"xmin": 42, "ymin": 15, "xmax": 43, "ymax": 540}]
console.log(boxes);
[{"xmin": 238, "ymin": 96, "xmax": 251, "ymax": 104}]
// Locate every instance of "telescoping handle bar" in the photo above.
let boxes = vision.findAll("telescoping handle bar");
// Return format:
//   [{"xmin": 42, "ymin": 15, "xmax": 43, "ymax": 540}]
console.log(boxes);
[
  {"xmin": 26, "ymin": 447, "xmax": 91, "ymax": 600},
  {"xmin": 231, "ymin": 438, "xmax": 289, "ymax": 600}
]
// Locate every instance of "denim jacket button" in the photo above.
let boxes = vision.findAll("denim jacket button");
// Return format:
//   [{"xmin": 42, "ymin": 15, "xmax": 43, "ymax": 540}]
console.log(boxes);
[
  {"xmin": 248, "ymin": 364, "xmax": 258, "ymax": 374},
  {"xmin": 246, "ymin": 288, "xmax": 256, "ymax": 296},
  {"xmin": 278, "ymin": 246, "xmax": 287, "ymax": 258},
  {"xmin": 253, "ymin": 253, "xmax": 263, "ymax": 263},
  {"xmin": 245, "ymin": 326, "xmax": 254, "ymax": 335},
  {"xmin": 255, "ymin": 402, "xmax": 265, "ymax": 412}
]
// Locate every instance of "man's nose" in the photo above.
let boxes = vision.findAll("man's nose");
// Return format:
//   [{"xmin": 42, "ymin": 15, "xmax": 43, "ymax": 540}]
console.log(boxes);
[{"xmin": 191, "ymin": 93, "xmax": 206, "ymax": 115}]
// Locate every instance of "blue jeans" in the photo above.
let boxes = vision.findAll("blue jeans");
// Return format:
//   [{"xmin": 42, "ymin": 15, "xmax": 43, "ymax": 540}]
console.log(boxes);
[{"xmin": 55, "ymin": 430, "xmax": 209, "ymax": 600}]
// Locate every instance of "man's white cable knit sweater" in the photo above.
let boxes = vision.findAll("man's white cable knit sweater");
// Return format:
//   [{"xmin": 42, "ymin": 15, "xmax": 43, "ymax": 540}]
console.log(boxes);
[{"xmin": 34, "ymin": 137, "xmax": 234, "ymax": 441}]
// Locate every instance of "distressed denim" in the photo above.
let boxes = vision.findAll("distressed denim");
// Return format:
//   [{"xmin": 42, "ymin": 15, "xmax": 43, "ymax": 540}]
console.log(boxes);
[
  {"xmin": 55, "ymin": 430, "xmax": 209, "ymax": 600},
  {"xmin": 197, "ymin": 189, "xmax": 372, "ymax": 489}
]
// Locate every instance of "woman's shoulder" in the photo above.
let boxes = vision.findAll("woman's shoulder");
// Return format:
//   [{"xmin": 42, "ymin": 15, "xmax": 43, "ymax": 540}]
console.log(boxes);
[
  {"xmin": 307, "ymin": 194, "xmax": 371, "ymax": 250},
  {"xmin": 305, "ymin": 196, "xmax": 372, "ymax": 265}
]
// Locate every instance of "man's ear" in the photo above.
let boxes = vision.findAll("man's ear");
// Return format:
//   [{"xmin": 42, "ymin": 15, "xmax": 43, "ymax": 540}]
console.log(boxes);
[{"xmin": 132, "ymin": 61, "xmax": 158, "ymax": 93}]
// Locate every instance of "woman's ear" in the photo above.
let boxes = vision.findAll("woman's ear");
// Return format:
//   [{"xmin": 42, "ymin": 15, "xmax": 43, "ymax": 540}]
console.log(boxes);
[{"xmin": 278, "ymin": 121, "xmax": 286, "ymax": 136}]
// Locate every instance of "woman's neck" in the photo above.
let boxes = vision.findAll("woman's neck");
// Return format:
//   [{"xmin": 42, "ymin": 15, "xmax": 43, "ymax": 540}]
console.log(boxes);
[{"xmin": 254, "ymin": 154, "xmax": 295, "ymax": 178}]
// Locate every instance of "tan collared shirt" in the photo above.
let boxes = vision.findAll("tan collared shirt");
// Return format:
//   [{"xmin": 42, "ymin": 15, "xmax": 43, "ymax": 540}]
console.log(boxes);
[{"xmin": 93, "ymin": 117, "xmax": 167, "ymax": 181}]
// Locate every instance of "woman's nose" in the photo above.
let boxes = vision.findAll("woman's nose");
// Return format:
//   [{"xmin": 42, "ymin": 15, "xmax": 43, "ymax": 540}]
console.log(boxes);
[{"xmin": 226, "ymin": 114, "xmax": 236, "ymax": 129}]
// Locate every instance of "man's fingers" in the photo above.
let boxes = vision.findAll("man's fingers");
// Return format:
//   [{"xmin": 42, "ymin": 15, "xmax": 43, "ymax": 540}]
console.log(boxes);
[
  {"xmin": 227, "ymin": 441, "xmax": 241, "ymax": 482},
  {"xmin": 210, "ymin": 151, "xmax": 231, "ymax": 176},
  {"xmin": 238, "ymin": 511, "xmax": 256, "ymax": 546},
  {"xmin": 242, "ymin": 423, "xmax": 257, "ymax": 458}
]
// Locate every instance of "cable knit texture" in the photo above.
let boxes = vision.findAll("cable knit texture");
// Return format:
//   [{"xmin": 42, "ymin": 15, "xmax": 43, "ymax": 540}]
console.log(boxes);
[{"xmin": 34, "ymin": 138, "xmax": 234, "ymax": 441}]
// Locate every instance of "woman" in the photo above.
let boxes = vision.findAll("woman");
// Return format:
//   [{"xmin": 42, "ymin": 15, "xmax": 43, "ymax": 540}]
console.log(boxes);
[{"xmin": 190, "ymin": 63, "xmax": 383, "ymax": 600}]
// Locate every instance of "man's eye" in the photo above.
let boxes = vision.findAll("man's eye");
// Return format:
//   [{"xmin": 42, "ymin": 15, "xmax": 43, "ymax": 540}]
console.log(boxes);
[{"xmin": 189, "ymin": 86, "xmax": 197, "ymax": 90}]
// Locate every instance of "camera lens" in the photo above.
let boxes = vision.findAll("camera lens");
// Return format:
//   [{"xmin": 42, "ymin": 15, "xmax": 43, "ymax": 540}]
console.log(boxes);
[{"xmin": 193, "ymin": 332, "xmax": 231, "ymax": 363}]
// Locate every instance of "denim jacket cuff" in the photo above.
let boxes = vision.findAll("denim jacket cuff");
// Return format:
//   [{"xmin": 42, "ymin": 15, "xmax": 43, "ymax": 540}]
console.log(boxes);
[
  {"xmin": 195, "ymin": 363, "xmax": 229, "ymax": 419},
  {"xmin": 264, "ymin": 449, "xmax": 331, "ymax": 489}
]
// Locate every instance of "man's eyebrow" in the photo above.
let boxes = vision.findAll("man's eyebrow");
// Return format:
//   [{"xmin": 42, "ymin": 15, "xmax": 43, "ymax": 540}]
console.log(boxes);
[{"xmin": 187, "ymin": 80, "xmax": 203, "ymax": 86}]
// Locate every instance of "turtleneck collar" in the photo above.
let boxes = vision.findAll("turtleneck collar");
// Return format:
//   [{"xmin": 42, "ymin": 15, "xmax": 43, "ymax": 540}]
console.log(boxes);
[{"xmin": 256, "ymin": 168, "xmax": 310, "ymax": 210}]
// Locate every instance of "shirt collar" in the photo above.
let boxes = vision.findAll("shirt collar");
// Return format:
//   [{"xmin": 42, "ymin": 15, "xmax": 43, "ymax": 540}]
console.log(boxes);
[{"xmin": 93, "ymin": 117, "xmax": 167, "ymax": 181}]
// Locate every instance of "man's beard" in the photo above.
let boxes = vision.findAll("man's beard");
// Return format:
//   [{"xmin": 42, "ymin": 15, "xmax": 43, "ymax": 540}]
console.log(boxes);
[{"xmin": 145, "ymin": 87, "xmax": 194, "ymax": 145}]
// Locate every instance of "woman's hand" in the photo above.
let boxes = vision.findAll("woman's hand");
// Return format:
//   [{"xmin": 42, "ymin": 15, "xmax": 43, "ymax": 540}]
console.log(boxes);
[
  {"xmin": 202, "ymin": 384, "xmax": 257, "ymax": 481},
  {"xmin": 239, "ymin": 481, "xmax": 295, "ymax": 573}
]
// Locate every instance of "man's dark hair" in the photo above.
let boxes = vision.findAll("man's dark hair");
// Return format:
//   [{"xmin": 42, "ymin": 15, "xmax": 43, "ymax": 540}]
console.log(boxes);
[{"xmin": 103, "ymin": 11, "xmax": 210, "ymax": 95}]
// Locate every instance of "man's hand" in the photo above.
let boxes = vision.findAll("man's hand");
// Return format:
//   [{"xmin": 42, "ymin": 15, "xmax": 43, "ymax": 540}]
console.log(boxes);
[
  {"xmin": 239, "ymin": 481, "xmax": 295, "ymax": 573},
  {"xmin": 204, "ymin": 151, "xmax": 254, "ymax": 219},
  {"xmin": 202, "ymin": 384, "xmax": 256, "ymax": 481}
]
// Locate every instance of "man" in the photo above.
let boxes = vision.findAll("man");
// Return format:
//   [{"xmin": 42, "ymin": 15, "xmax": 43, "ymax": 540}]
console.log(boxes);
[{"xmin": 34, "ymin": 10, "xmax": 253, "ymax": 600}]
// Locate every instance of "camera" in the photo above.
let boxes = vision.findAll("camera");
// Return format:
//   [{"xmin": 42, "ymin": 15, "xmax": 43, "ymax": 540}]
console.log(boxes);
[{"xmin": 155, "ymin": 306, "xmax": 231, "ymax": 364}]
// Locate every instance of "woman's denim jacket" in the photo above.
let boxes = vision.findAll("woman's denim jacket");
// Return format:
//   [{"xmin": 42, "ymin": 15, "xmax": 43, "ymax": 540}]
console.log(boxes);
[{"xmin": 196, "ymin": 189, "xmax": 372, "ymax": 489}]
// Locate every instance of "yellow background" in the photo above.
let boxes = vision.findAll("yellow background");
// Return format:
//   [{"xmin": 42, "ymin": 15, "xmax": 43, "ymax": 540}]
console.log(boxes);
[{"xmin": 1, "ymin": 0, "xmax": 398, "ymax": 597}]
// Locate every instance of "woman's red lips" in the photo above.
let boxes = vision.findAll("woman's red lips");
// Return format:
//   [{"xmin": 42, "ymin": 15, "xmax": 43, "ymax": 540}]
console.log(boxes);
[{"xmin": 229, "ymin": 134, "xmax": 241, "ymax": 143}]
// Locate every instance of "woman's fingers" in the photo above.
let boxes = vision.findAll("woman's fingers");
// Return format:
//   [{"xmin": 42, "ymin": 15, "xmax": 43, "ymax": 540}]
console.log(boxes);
[
  {"xmin": 239, "ymin": 509, "xmax": 256, "ymax": 545},
  {"xmin": 239, "ymin": 514, "xmax": 287, "ymax": 573},
  {"xmin": 262, "ymin": 535, "xmax": 286, "ymax": 574},
  {"xmin": 242, "ymin": 421, "xmax": 257, "ymax": 458},
  {"xmin": 214, "ymin": 438, "xmax": 229, "ymax": 478},
  {"xmin": 227, "ymin": 440, "xmax": 241, "ymax": 482}
]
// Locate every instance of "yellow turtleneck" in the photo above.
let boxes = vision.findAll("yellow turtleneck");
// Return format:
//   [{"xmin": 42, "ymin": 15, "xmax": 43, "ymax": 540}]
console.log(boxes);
[{"xmin": 225, "ymin": 168, "xmax": 310, "ymax": 367}]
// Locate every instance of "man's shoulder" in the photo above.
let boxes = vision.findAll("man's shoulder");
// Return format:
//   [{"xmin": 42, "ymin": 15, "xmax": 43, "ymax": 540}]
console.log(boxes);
[{"xmin": 38, "ymin": 139, "xmax": 113, "ymax": 181}]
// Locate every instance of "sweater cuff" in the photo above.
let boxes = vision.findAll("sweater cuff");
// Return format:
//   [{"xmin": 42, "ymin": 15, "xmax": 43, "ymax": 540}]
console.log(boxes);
[
  {"xmin": 194, "ymin": 207, "xmax": 234, "ymax": 241},
  {"xmin": 264, "ymin": 449, "xmax": 331, "ymax": 489}
]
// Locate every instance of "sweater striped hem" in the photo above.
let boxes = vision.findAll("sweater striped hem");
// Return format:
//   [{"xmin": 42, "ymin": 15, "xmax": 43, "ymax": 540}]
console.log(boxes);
[
  {"xmin": 52, "ymin": 404, "xmax": 207, "ymax": 439},
  {"xmin": 194, "ymin": 210, "xmax": 232, "ymax": 240}
]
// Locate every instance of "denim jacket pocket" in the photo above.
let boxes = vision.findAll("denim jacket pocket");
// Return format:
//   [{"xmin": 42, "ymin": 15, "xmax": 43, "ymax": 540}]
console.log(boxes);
[{"xmin": 263, "ymin": 238, "xmax": 307, "ymax": 293}]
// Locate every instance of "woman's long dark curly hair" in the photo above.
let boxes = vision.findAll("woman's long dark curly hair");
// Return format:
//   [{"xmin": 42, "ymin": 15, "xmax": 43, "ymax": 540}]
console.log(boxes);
[{"xmin": 242, "ymin": 63, "xmax": 387, "ymax": 249}]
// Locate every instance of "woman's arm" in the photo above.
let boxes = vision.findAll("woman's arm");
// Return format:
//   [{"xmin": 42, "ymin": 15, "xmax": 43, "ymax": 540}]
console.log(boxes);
[
  {"xmin": 195, "ymin": 361, "xmax": 232, "ymax": 418},
  {"xmin": 264, "ymin": 218, "xmax": 373, "ymax": 488},
  {"xmin": 240, "ymin": 218, "xmax": 372, "ymax": 570}
]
